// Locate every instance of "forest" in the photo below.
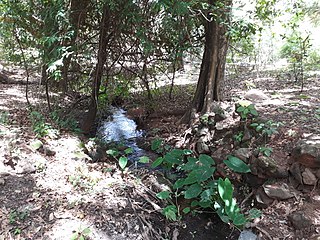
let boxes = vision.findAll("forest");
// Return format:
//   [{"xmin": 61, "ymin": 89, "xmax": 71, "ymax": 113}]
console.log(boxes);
[{"xmin": 0, "ymin": 0, "xmax": 320, "ymax": 239}]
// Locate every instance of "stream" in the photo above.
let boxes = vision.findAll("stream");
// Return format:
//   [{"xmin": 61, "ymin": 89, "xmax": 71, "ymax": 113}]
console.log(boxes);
[
  {"xmin": 97, "ymin": 107, "xmax": 257, "ymax": 240},
  {"xmin": 97, "ymin": 107, "xmax": 147, "ymax": 161}
]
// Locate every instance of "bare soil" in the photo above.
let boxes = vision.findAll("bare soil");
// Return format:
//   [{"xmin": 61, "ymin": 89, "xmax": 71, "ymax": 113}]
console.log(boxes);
[{"xmin": 0, "ymin": 65, "xmax": 320, "ymax": 240}]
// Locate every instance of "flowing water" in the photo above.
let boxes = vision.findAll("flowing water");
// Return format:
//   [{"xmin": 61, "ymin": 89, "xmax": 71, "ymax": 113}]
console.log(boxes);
[
  {"xmin": 97, "ymin": 107, "xmax": 256, "ymax": 240},
  {"xmin": 97, "ymin": 107, "xmax": 146, "ymax": 161}
]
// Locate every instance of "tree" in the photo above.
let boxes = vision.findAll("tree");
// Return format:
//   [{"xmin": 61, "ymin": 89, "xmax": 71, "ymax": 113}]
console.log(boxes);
[{"xmin": 182, "ymin": 0, "xmax": 232, "ymax": 123}]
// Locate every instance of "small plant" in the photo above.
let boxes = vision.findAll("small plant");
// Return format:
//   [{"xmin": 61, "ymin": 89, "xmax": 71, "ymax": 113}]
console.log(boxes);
[
  {"xmin": 70, "ymin": 227, "xmax": 91, "ymax": 240},
  {"xmin": 106, "ymin": 145, "xmax": 150, "ymax": 170},
  {"xmin": 151, "ymin": 140, "xmax": 260, "ymax": 227},
  {"xmin": 9, "ymin": 210, "xmax": 29, "ymax": 224},
  {"xmin": 258, "ymin": 146, "xmax": 273, "ymax": 157},
  {"xmin": 13, "ymin": 228, "xmax": 21, "ymax": 235},
  {"xmin": 30, "ymin": 111, "xmax": 59, "ymax": 138},
  {"xmin": 234, "ymin": 131, "xmax": 244, "ymax": 143},
  {"xmin": 50, "ymin": 110, "xmax": 82, "ymax": 133},
  {"xmin": 250, "ymin": 120, "xmax": 283, "ymax": 137},
  {"xmin": 0, "ymin": 111, "xmax": 9, "ymax": 125},
  {"xmin": 68, "ymin": 166, "xmax": 99, "ymax": 191},
  {"xmin": 236, "ymin": 100, "xmax": 258, "ymax": 120}
]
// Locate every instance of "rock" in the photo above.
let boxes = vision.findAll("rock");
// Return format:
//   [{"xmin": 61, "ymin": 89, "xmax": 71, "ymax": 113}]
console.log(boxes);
[
  {"xmin": 289, "ymin": 162, "xmax": 303, "ymax": 184},
  {"xmin": 255, "ymin": 156, "xmax": 288, "ymax": 178},
  {"xmin": 302, "ymin": 168, "xmax": 317, "ymax": 185},
  {"xmin": 196, "ymin": 140, "xmax": 210, "ymax": 154},
  {"xmin": 238, "ymin": 230, "xmax": 257, "ymax": 240},
  {"xmin": 16, "ymin": 162, "xmax": 36, "ymax": 174},
  {"xmin": 244, "ymin": 173, "xmax": 266, "ymax": 187},
  {"xmin": 255, "ymin": 186, "xmax": 274, "ymax": 206},
  {"xmin": 29, "ymin": 139, "xmax": 43, "ymax": 151},
  {"xmin": 292, "ymin": 136, "xmax": 320, "ymax": 168},
  {"xmin": 288, "ymin": 211, "xmax": 313, "ymax": 230},
  {"xmin": 244, "ymin": 89, "xmax": 269, "ymax": 102},
  {"xmin": 0, "ymin": 178, "xmax": 5, "ymax": 185},
  {"xmin": 263, "ymin": 183, "xmax": 295, "ymax": 200},
  {"xmin": 233, "ymin": 148, "xmax": 252, "ymax": 162},
  {"xmin": 44, "ymin": 147, "xmax": 56, "ymax": 156},
  {"xmin": 242, "ymin": 126, "xmax": 252, "ymax": 143}
]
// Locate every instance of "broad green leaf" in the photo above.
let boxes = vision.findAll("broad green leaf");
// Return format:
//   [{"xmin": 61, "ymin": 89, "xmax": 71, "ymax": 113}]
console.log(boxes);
[
  {"xmin": 184, "ymin": 171, "xmax": 199, "ymax": 185},
  {"xmin": 191, "ymin": 200, "xmax": 200, "ymax": 207},
  {"xmin": 225, "ymin": 198, "xmax": 240, "ymax": 219},
  {"xmin": 106, "ymin": 149, "xmax": 119, "ymax": 157},
  {"xmin": 181, "ymin": 157, "xmax": 198, "ymax": 171},
  {"xmin": 184, "ymin": 166, "xmax": 215, "ymax": 185},
  {"xmin": 199, "ymin": 154, "xmax": 215, "ymax": 166},
  {"xmin": 138, "ymin": 156, "xmax": 150, "ymax": 163},
  {"xmin": 164, "ymin": 152, "xmax": 181, "ymax": 165},
  {"xmin": 200, "ymin": 189, "xmax": 213, "ymax": 201},
  {"xmin": 118, "ymin": 156, "xmax": 128, "ymax": 169},
  {"xmin": 216, "ymin": 208, "xmax": 230, "ymax": 223},
  {"xmin": 151, "ymin": 139, "xmax": 162, "ymax": 151},
  {"xmin": 170, "ymin": 149, "xmax": 185, "ymax": 158},
  {"xmin": 250, "ymin": 108, "xmax": 259, "ymax": 116},
  {"xmin": 82, "ymin": 228, "xmax": 91, "ymax": 235},
  {"xmin": 156, "ymin": 191, "xmax": 171, "ymax": 200},
  {"xmin": 151, "ymin": 157, "xmax": 163, "ymax": 168},
  {"xmin": 70, "ymin": 233, "xmax": 78, "ymax": 240},
  {"xmin": 183, "ymin": 207, "xmax": 191, "ymax": 214},
  {"xmin": 237, "ymin": 106, "xmax": 245, "ymax": 112},
  {"xmin": 163, "ymin": 205, "xmax": 177, "ymax": 221},
  {"xmin": 223, "ymin": 156, "xmax": 251, "ymax": 173},
  {"xmin": 173, "ymin": 178, "xmax": 185, "ymax": 189},
  {"xmin": 218, "ymin": 178, "xmax": 233, "ymax": 202},
  {"xmin": 184, "ymin": 183, "xmax": 202, "ymax": 199},
  {"xmin": 232, "ymin": 213, "xmax": 247, "ymax": 226},
  {"xmin": 124, "ymin": 147, "xmax": 133, "ymax": 155},
  {"xmin": 192, "ymin": 166, "xmax": 216, "ymax": 183}
]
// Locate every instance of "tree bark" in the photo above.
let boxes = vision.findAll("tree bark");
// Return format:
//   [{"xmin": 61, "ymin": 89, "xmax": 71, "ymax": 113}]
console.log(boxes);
[
  {"xmin": 182, "ymin": 0, "xmax": 231, "ymax": 123},
  {"xmin": 81, "ymin": 3, "xmax": 111, "ymax": 133},
  {"xmin": 60, "ymin": 0, "xmax": 90, "ymax": 93}
]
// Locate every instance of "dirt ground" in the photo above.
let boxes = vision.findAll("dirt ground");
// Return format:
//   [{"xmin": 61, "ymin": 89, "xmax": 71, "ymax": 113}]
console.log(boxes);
[{"xmin": 0, "ymin": 65, "xmax": 320, "ymax": 240}]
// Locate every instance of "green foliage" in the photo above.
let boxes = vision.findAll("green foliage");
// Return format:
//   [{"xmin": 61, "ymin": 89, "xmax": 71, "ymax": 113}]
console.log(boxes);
[
  {"xmin": 250, "ymin": 120, "xmax": 283, "ymax": 137},
  {"xmin": 70, "ymin": 227, "xmax": 91, "ymax": 240},
  {"xmin": 258, "ymin": 146, "xmax": 273, "ymax": 157},
  {"xmin": 106, "ymin": 145, "xmax": 150, "ymax": 170},
  {"xmin": 50, "ymin": 110, "xmax": 81, "ymax": 134},
  {"xmin": 68, "ymin": 166, "xmax": 99, "ymax": 191},
  {"xmin": 0, "ymin": 111, "xmax": 9, "ymax": 125},
  {"xmin": 9, "ymin": 210, "xmax": 29, "ymax": 224},
  {"xmin": 236, "ymin": 101, "xmax": 258, "ymax": 120},
  {"xmin": 151, "ymin": 140, "xmax": 259, "ymax": 226},
  {"xmin": 29, "ymin": 111, "xmax": 59, "ymax": 138},
  {"xmin": 234, "ymin": 131, "xmax": 244, "ymax": 143},
  {"xmin": 223, "ymin": 156, "xmax": 251, "ymax": 173}
]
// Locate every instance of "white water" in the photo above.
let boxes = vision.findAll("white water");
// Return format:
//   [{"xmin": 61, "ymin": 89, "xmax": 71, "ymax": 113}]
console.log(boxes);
[{"xmin": 98, "ymin": 107, "xmax": 143, "ymax": 142}]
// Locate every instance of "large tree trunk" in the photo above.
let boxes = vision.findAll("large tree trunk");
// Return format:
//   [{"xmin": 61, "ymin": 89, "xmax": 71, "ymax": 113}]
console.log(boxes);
[
  {"xmin": 81, "ymin": 4, "xmax": 111, "ymax": 134},
  {"xmin": 182, "ymin": 0, "xmax": 231, "ymax": 123},
  {"xmin": 60, "ymin": 0, "xmax": 90, "ymax": 93}
]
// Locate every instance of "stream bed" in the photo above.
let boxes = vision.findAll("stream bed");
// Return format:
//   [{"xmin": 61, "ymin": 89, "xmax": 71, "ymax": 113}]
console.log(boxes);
[
  {"xmin": 97, "ymin": 106, "xmax": 147, "ymax": 162},
  {"xmin": 96, "ymin": 106, "xmax": 257, "ymax": 240}
]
